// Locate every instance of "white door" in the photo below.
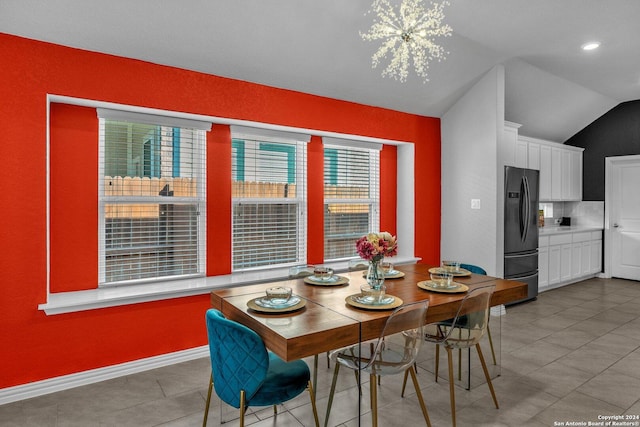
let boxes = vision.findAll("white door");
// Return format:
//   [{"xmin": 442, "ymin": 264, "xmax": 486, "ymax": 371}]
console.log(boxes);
[{"xmin": 606, "ymin": 156, "xmax": 640, "ymax": 280}]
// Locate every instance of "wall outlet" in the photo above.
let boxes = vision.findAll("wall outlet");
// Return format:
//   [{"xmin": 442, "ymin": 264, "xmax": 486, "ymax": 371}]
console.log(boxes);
[{"xmin": 471, "ymin": 199, "xmax": 481, "ymax": 210}]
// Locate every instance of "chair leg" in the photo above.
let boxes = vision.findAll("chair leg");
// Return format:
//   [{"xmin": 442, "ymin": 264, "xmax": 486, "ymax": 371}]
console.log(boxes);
[
  {"xmin": 313, "ymin": 354, "xmax": 319, "ymax": 398},
  {"xmin": 457, "ymin": 329, "xmax": 463, "ymax": 381},
  {"xmin": 306, "ymin": 380, "xmax": 320, "ymax": 427},
  {"xmin": 326, "ymin": 351, "xmax": 331, "ymax": 369},
  {"xmin": 370, "ymin": 373, "xmax": 378, "ymax": 427},
  {"xmin": 323, "ymin": 362, "xmax": 341, "ymax": 427},
  {"xmin": 446, "ymin": 347, "xmax": 457, "ymax": 427},
  {"xmin": 203, "ymin": 373, "xmax": 213, "ymax": 427},
  {"xmin": 401, "ymin": 369, "xmax": 409, "ymax": 397},
  {"xmin": 372, "ymin": 342, "xmax": 382, "ymax": 386},
  {"xmin": 487, "ymin": 324, "xmax": 497, "ymax": 365},
  {"xmin": 408, "ymin": 367, "xmax": 432, "ymax": 427},
  {"xmin": 475, "ymin": 343, "xmax": 499, "ymax": 409},
  {"xmin": 434, "ymin": 343, "xmax": 440, "ymax": 382},
  {"xmin": 400, "ymin": 361, "xmax": 418, "ymax": 397},
  {"xmin": 239, "ymin": 390, "xmax": 246, "ymax": 427}
]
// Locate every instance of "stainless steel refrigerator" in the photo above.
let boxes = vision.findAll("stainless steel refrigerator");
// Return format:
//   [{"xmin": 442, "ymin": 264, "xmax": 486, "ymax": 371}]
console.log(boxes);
[{"xmin": 504, "ymin": 166, "xmax": 539, "ymax": 304}]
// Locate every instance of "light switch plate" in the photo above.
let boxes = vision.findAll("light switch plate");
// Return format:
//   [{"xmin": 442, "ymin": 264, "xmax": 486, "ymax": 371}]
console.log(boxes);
[{"xmin": 471, "ymin": 199, "xmax": 481, "ymax": 209}]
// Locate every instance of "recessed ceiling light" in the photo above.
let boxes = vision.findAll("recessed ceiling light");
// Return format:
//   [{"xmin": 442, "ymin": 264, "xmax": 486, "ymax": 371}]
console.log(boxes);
[{"xmin": 581, "ymin": 42, "xmax": 601, "ymax": 51}]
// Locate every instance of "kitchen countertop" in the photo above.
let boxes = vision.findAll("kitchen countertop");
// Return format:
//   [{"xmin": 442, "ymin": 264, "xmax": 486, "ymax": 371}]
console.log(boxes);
[{"xmin": 539, "ymin": 225, "xmax": 603, "ymax": 235}]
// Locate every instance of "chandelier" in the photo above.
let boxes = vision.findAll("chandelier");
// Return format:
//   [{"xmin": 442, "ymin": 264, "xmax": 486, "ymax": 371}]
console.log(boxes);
[{"xmin": 360, "ymin": 0, "xmax": 452, "ymax": 82}]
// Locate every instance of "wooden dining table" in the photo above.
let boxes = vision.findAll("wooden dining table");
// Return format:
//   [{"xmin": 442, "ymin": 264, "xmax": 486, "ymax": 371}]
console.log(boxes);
[{"xmin": 209, "ymin": 263, "xmax": 528, "ymax": 362}]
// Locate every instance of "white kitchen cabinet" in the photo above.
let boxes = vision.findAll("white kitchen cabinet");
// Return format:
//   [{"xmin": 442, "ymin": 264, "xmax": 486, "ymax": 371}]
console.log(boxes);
[
  {"xmin": 571, "ymin": 240, "xmax": 582, "ymax": 279},
  {"xmin": 570, "ymin": 232, "xmax": 591, "ymax": 279},
  {"xmin": 539, "ymin": 229, "xmax": 603, "ymax": 292},
  {"xmin": 527, "ymin": 141, "xmax": 541, "ymax": 170},
  {"xmin": 515, "ymin": 138, "xmax": 528, "ymax": 168},
  {"xmin": 570, "ymin": 150, "xmax": 582, "ymax": 200},
  {"xmin": 551, "ymin": 146, "xmax": 562, "ymax": 200},
  {"xmin": 538, "ymin": 237, "xmax": 549, "ymax": 291},
  {"xmin": 501, "ymin": 121, "xmax": 522, "ymax": 167},
  {"xmin": 548, "ymin": 244, "xmax": 561, "ymax": 285},
  {"xmin": 561, "ymin": 149, "xmax": 582, "ymax": 200},
  {"xmin": 581, "ymin": 241, "xmax": 591, "ymax": 276},
  {"xmin": 590, "ymin": 231, "xmax": 602, "ymax": 274},
  {"xmin": 561, "ymin": 149, "xmax": 572, "ymax": 200},
  {"xmin": 560, "ymin": 243, "xmax": 572, "ymax": 282},
  {"xmin": 548, "ymin": 233, "xmax": 572, "ymax": 285},
  {"xmin": 517, "ymin": 135, "xmax": 583, "ymax": 201},
  {"xmin": 539, "ymin": 144, "xmax": 552, "ymax": 200}
]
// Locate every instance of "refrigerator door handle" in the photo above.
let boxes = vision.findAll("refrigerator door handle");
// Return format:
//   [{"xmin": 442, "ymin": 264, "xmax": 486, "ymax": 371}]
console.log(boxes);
[
  {"xmin": 522, "ymin": 175, "xmax": 531, "ymax": 243},
  {"xmin": 519, "ymin": 175, "xmax": 531, "ymax": 243},
  {"xmin": 519, "ymin": 177, "xmax": 525, "ymax": 240}
]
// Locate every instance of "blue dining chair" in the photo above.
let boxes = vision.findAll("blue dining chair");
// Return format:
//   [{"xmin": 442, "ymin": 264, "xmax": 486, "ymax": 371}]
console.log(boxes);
[{"xmin": 203, "ymin": 309, "xmax": 320, "ymax": 427}]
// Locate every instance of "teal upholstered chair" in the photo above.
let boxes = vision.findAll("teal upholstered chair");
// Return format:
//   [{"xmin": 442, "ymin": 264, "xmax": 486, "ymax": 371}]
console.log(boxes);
[
  {"xmin": 459, "ymin": 263, "xmax": 486, "ymax": 275},
  {"xmin": 203, "ymin": 309, "xmax": 319, "ymax": 427},
  {"xmin": 324, "ymin": 301, "xmax": 431, "ymax": 427}
]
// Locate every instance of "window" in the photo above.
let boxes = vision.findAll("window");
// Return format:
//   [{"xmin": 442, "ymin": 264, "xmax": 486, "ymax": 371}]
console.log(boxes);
[
  {"xmin": 98, "ymin": 109, "xmax": 208, "ymax": 285},
  {"xmin": 323, "ymin": 140, "xmax": 380, "ymax": 260},
  {"xmin": 231, "ymin": 127, "xmax": 308, "ymax": 270}
]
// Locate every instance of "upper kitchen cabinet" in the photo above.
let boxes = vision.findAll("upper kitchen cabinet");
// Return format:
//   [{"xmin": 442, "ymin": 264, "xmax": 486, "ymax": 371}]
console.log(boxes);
[
  {"xmin": 501, "ymin": 121, "xmax": 524, "ymax": 168},
  {"xmin": 507, "ymin": 131, "xmax": 583, "ymax": 201}
]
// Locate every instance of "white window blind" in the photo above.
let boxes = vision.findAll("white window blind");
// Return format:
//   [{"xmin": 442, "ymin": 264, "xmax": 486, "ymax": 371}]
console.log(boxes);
[
  {"xmin": 98, "ymin": 113, "xmax": 207, "ymax": 285},
  {"xmin": 323, "ymin": 143, "xmax": 380, "ymax": 260},
  {"xmin": 231, "ymin": 129, "xmax": 308, "ymax": 271}
]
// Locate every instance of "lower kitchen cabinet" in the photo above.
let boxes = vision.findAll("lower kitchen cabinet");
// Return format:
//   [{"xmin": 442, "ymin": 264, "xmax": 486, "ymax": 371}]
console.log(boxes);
[
  {"xmin": 538, "ymin": 229, "xmax": 602, "ymax": 292},
  {"xmin": 538, "ymin": 244, "xmax": 549, "ymax": 289}
]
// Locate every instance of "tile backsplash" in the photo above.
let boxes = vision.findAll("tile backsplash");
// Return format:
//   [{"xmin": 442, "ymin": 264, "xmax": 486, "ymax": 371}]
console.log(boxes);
[{"xmin": 539, "ymin": 201, "xmax": 604, "ymax": 228}]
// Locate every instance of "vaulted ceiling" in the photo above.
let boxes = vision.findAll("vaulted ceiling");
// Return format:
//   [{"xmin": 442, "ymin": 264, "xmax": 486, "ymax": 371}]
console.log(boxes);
[{"xmin": 2, "ymin": 0, "xmax": 639, "ymax": 142}]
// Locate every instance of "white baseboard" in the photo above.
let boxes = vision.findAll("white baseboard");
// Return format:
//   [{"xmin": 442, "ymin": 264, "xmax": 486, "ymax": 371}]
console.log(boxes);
[{"xmin": 0, "ymin": 345, "xmax": 209, "ymax": 405}]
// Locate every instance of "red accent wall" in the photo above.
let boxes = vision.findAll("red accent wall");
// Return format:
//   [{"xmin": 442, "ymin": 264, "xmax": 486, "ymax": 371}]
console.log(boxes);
[
  {"xmin": 0, "ymin": 32, "xmax": 441, "ymax": 389},
  {"xmin": 49, "ymin": 104, "xmax": 99, "ymax": 292},
  {"xmin": 380, "ymin": 144, "xmax": 398, "ymax": 234},
  {"xmin": 207, "ymin": 125, "xmax": 232, "ymax": 275},
  {"xmin": 307, "ymin": 136, "xmax": 325, "ymax": 265}
]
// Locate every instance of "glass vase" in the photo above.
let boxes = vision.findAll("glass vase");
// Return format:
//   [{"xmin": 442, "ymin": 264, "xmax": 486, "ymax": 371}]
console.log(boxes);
[{"xmin": 366, "ymin": 259, "xmax": 385, "ymax": 290}]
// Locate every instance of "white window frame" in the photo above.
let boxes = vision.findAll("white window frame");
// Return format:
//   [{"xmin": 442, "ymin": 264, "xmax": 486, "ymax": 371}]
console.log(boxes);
[
  {"xmin": 97, "ymin": 109, "xmax": 209, "ymax": 286},
  {"xmin": 40, "ymin": 95, "xmax": 416, "ymax": 315},
  {"xmin": 230, "ymin": 126, "xmax": 309, "ymax": 271},
  {"xmin": 323, "ymin": 139, "xmax": 381, "ymax": 261}
]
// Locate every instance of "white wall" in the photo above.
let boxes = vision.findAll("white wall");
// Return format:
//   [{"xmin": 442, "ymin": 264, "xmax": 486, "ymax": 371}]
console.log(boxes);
[
  {"xmin": 441, "ymin": 65, "xmax": 505, "ymax": 276},
  {"xmin": 504, "ymin": 58, "xmax": 616, "ymax": 142}
]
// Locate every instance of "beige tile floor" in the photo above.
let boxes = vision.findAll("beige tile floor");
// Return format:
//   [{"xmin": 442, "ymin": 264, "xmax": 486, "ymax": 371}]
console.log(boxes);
[{"xmin": 2, "ymin": 277, "xmax": 640, "ymax": 426}]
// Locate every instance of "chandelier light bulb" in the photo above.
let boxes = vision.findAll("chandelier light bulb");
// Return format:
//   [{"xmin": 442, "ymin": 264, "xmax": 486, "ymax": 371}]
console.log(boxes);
[
  {"xmin": 581, "ymin": 41, "xmax": 601, "ymax": 51},
  {"xmin": 360, "ymin": 0, "xmax": 452, "ymax": 83}
]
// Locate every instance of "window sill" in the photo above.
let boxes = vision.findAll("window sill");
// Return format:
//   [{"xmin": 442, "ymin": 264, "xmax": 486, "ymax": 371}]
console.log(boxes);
[{"xmin": 39, "ymin": 257, "xmax": 421, "ymax": 315}]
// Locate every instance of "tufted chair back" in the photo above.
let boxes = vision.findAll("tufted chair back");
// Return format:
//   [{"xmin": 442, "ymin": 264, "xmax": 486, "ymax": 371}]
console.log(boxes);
[
  {"xmin": 205, "ymin": 309, "xmax": 269, "ymax": 408},
  {"xmin": 459, "ymin": 263, "xmax": 487, "ymax": 275}
]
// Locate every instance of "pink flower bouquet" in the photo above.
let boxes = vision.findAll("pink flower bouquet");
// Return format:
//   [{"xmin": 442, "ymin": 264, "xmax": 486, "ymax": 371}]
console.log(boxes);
[{"xmin": 355, "ymin": 232, "xmax": 398, "ymax": 262}]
